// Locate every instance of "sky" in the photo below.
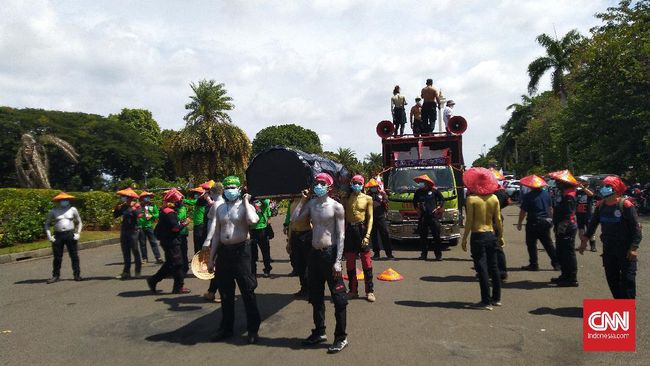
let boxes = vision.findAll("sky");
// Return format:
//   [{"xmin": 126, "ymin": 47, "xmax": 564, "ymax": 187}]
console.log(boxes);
[{"xmin": 0, "ymin": 0, "xmax": 617, "ymax": 165}]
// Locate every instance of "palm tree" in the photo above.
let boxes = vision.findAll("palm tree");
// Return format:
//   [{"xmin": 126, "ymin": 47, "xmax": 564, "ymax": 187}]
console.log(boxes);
[
  {"xmin": 170, "ymin": 80, "xmax": 250, "ymax": 181},
  {"xmin": 15, "ymin": 133, "xmax": 79, "ymax": 188},
  {"xmin": 333, "ymin": 147, "xmax": 362, "ymax": 174},
  {"xmin": 363, "ymin": 152, "xmax": 383, "ymax": 177},
  {"xmin": 527, "ymin": 29, "xmax": 582, "ymax": 104},
  {"xmin": 184, "ymin": 80, "xmax": 234, "ymax": 126}
]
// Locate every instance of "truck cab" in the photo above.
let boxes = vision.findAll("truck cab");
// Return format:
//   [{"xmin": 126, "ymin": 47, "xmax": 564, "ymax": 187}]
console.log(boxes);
[{"xmin": 380, "ymin": 130, "xmax": 465, "ymax": 245}]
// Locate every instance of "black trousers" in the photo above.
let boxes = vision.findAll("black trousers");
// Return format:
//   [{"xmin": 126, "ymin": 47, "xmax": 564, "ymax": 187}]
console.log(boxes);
[
  {"xmin": 421, "ymin": 101, "xmax": 437, "ymax": 132},
  {"xmin": 193, "ymin": 223, "xmax": 207, "ymax": 253},
  {"xmin": 496, "ymin": 246, "xmax": 507, "ymax": 277},
  {"xmin": 525, "ymin": 220, "xmax": 558, "ymax": 267},
  {"xmin": 120, "ymin": 229, "xmax": 141, "ymax": 274},
  {"xmin": 470, "ymin": 232, "xmax": 501, "ymax": 304},
  {"xmin": 308, "ymin": 247, "xmax": 347, "ymax": 340},
  {"xmin": 151, "ymin": 239, "xmax": 185, "ymax": 291},
  {"xmin": 250, "ymin": 228, "xmax": 272, "ymax": 275},
  {"xmin": 419, "ymin": 217, "xmax": 442, "ymax": 258},
  {"xmin": 392, "ymin": 107, "xmax": 406, "ymax": 136},
  {"xmin": 291, "ymin": 230, "xmax": 312, "ymax": 292},
  {"xmin": 555, "ymin": 224, "xmax": 577, "ymax": 282},
  {"xmin": 371, "ymin": 215, "xmax": 392, "ymax": 256},
  {"xmin": 180, "ymin": 235, "xmax": 189, "ymax": 273},
  {"xmin": 412, "ymin": 119, "xmax": 423, "ymax": 136},
  {"xmin": 217, "ymin": 242, "xmax": 261, "ymax": 334},
  {"xmin": 138, "ymin": 227, "xmax": 161, "ymax": 260},
  {"xmin": 51, "ymin": 230, "xmax": 80, "ymax": 277},
  {"xmin": 602, "ymin": 246, "xmax": 637, "ymax": 299}
]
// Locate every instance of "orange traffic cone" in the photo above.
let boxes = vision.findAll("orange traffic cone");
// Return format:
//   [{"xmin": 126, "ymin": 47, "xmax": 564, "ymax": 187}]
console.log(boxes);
[
  {"xmin": 342, "ymin": 268, "xmax": 364, "ymax": 280},
  {"xmin": 377, "ymin": 268, "xmax": 404, "ymax": 281}
]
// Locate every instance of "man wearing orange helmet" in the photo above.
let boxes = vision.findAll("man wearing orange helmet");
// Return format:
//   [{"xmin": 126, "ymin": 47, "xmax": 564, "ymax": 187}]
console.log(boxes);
[
  {"xmin": 147, "ymin": 189, "xmax": 191, "ymax": 294},
  {"xmin": 44, "ymin": 192, "xmax": 83, "ymax": 283},
  {"xmin": 114, "ymin": 188, "xmax": 143, "ymax": 280},
  {"xmin": 366, "ymin": 178, "xmax": 393, "ymax": 259},
  {"xmin": 548, "ymin": 170, "xmax": 580, "ymax": 287},
  {"xmin": 413, "ymin": 174, "xmax": 445, "ymax": 260},
  {"xmin": 579, "ymin": 176, "xmax": 642, "ymax": 299}
]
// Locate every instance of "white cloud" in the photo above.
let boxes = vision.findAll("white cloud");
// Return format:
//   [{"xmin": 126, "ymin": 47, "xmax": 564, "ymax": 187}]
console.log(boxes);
[{"xmin": 0, "ymin": 0, "xmax": 615, "ymax": 166}]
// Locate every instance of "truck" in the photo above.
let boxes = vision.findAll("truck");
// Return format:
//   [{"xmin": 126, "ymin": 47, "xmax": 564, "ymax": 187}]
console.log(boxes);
[{"xmin": 377, "ymin": 121, "xmax": 465, "ymax": 246}]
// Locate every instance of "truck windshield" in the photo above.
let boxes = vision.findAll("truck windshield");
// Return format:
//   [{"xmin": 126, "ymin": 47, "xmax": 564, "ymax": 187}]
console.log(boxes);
[{"xmin": 388, "ymin": 166, "xmax": 455, "ymax": 193}]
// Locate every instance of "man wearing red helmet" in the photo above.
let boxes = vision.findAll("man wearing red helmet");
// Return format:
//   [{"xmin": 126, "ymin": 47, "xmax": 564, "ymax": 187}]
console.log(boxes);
[
  {"xmin": 579, "ymin": 176, "xmax": 642, "ymax": 299},
  {"xmin": 147, "ymin": 189, "xmax": 191, "ymax": 294},
  {"xmin": 342, "ymin": 175, "xmax": 376, "ymax": 302},
  {"xmin": 291, "ymin": 172, "xmax": 349, "ymax": 354}
]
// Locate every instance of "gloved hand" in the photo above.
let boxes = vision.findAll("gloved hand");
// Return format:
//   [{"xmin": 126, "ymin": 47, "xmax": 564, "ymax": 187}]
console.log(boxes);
[
  {"xmin": 49, "ymin": 236, "xmax": 56, "ymax": 243},
  {"xmin": 361, "ymin": 237, "xmax": 370, "ymax": 247},
  {"xmin": 73, "ymin": 233, "xmax": 80, "ymax": 241}
]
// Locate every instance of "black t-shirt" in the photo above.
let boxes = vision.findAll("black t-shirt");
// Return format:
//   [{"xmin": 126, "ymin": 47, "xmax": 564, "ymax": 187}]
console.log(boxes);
[
  {"xmin": 370, "ymin": 191, "xmax": 388, "ymax": 217},
  {"xmin": 114, "ymin": 203, "xmax": 142, "ymax": 231},
  {"xmin": 413, "ymin": 188, "xmax": 445, "ymax": 219},
  {"xmin": 553, "ymin": 192, "xmax": 577, "ymax": 225},
  {"xmin": 586, "ymin": 199, "xmax": 642, "ymax": 249},
  {"xmin": 155, "ymin": 207, "xmax": 183, "ymax": 243}
]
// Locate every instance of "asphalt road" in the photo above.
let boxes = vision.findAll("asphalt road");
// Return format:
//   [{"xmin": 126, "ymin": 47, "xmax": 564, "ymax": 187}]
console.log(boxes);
[{"xmin": 1, "ymin": 206, "xmax": 648, "ymax": 366}]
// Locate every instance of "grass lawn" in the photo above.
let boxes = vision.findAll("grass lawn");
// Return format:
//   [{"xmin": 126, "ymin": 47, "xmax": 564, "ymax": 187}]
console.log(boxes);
[{"xmin": 0, "ymin": 231, "xmax": 120, "ymax": 256}]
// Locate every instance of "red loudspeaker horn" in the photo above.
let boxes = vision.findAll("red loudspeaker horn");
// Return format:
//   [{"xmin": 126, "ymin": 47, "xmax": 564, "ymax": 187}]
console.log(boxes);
[
  {"xmin": 376, "ymin": 120, "xmax": 394, "ymax": 138},
  {"xmin": 448, "ymin": 116, "xmax": 467, "ymax": 135}
]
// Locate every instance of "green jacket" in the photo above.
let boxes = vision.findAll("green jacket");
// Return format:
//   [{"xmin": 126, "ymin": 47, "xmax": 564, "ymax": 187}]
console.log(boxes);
[
  {"xmin": 177, "ymin": 205, "xmax": 189, "ymax": 236},
  {"xmin": 138, "ymin": 204, "xmax": 159, "ymax": 229},
  {"xmin": 183, "ymin": 197, "xmax": 208, "ymax": 226},
  {"xmin": 252, "ymin": 199, "xmax": 271, "ymax": 230}
]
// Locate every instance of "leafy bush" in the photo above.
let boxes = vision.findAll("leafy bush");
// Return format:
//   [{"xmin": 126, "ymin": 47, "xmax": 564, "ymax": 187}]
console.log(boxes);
[{"xmin": 0, "ymin": 188, "xmax": 120, "ymax": 246}]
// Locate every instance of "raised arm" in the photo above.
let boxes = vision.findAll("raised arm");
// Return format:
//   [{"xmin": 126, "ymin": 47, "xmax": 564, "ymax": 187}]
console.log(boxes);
[
  {"xmin": 242, "ymin": 195, "xmax": 260, "ymax": 225},
  {"xmin": 291, "ymin": 196, "xmax": 311, "ymax": 223}
]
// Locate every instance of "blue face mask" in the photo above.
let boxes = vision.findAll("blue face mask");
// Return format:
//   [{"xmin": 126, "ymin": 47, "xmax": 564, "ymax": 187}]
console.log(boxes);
[
  {"xmin": 142, "ymin": 197, "xmax": 150, "ymax": 203},
  {"xmin": 120, "ymin": 196, "xmax": 128, "ymax": 203},
  {"xmin": 369, "ymin": 188, "xmax": 378, "ymax": 194},
  {"xmin": 417, "ymin": 182, "xmax": 426, "ymax": 189},
  {"xmin": 224, "ymin": 188, "xmax": 240, "ymax": 201},
  {"xmin": 600, "ymin": 185, "xmax": 615, "ymax": 198},
  {"xmin": 60, "ymin": 200, "xmax": 70, "ymax": 208},
  {"xmin": 313, "ymin": 184, "xmax": 328, "ymax": 197},
  {"xmin": 351, "ymin": 183, "xmax": 363, "ymax": 193}
]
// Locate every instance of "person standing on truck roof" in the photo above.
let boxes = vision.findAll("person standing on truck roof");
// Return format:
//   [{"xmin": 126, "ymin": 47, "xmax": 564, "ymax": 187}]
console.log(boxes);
[
  {"xmin": 391, "ymin": 85, "xmax": 407, "ymax": 137},
  {"xmin": 517, "ymin": 175, "xmax": 559, "ymax": 272},
  {"xmin": 410, "ymin": 97, "xmax": 423, "ymax": 137},
  {"xmin": 413, "ymin": 174, "xmax": 445, "ymax": 261},
  {"xmin": 420, "ymin": 78, "xmax": 441, "ymax": 134},
  {"xmin": 343, "ymin": 175, "xmax": 376, "ymax": 302},
  {"xmin": 461, "ymin": 168, "xmax": 503, "ymax": 310},
  {"xmin": 578, "ymin": 176, "xmax": 641, "ymax": 299},
  {"xmin": 443, "ymin": 100, "xmax": 455, "ymax": 134}
]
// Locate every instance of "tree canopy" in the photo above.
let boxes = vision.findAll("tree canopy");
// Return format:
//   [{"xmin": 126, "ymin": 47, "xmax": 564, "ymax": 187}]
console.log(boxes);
[
  {"xmin": 251, "ymin": 124, "xmax": 322, "ymax": 156},
  {"xmin": 183, "ymin": 80, "xmax": 234, "ymax": 126}
]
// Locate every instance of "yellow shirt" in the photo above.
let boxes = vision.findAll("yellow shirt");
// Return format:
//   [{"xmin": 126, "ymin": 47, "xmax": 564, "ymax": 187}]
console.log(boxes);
[
  {"xmin": 461, "ymin": 194, "xmax": 504, "ymax": 247},
  {"xmin": 343, "ymin": 192, "xmax": 373, "ymax": 240}
]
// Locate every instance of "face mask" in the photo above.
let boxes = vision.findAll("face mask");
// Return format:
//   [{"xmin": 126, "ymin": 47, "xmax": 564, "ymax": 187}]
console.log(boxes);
[
  {"xmin": 313, "ymin": 184, "xmax": 328, "ymax": 197},
  {"xmin": 369, "ymin": 188, "xmax": 378, "ymax": 194},
  {"xmin": 417, "ymin": 182, "xmax": 426, "ymax": 189},
  {"xmin": 194, "ymin": 194, "xmax": 200, "ymax": 199},
  {"xmin": 60, "ymin": 200, "xmax": 70, "ymax": 208},
  {"xmin": 224, "ymin": 188, "xmax": 240, "ymax": 201},
  {"xmin": 120, "ymin": 196, "xmax": 128, "ymax": 203},
  {"xmin": 143, "ymin": 197, "xmax": 150, "ymax": 203},
  {"xmin": 351, "ymin": 183, "xmax": 363, "ymax": 193},
  {"xmin": 600, "ymin": 185, "xmax": 615, "ymax": 198}
]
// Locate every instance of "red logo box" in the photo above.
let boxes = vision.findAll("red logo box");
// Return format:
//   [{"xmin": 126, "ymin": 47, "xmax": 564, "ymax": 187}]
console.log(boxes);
[{"xmin": 583, "ymin": 299, "xmax": 635, "ymax": 352}]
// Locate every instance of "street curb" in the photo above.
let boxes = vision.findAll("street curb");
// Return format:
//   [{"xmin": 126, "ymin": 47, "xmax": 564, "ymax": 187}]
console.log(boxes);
[{"xmin": 0, "ymin": 237, "xmax": 121, "ymax": 264}]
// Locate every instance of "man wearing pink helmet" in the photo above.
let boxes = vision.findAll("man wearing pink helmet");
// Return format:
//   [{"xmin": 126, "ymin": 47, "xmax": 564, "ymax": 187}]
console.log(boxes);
[
  {"xmin": 342, "ymin": 174, "xmax": 376, "ymax": 302},
  {"xmin": 147, "ymin": 189, "xmax": 191, "ymax": 294},
  {"xmin": 291, "ymin": 172, "xmax": 349, "ymax": 354}
]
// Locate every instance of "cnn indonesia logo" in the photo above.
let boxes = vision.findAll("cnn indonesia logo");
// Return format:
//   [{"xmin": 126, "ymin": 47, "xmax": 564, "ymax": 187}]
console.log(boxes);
[{"xmin": 583, "ymin": 299, "xmax": 635, "ymax": 352}]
